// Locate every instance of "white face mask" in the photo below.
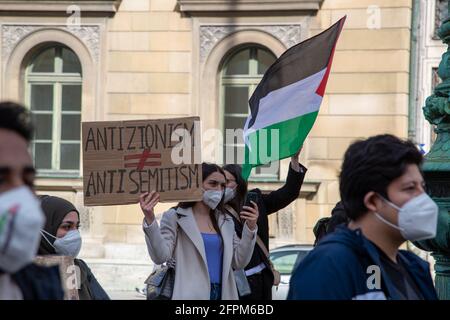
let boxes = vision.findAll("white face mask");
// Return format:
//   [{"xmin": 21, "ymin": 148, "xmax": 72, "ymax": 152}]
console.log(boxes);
[
  {"xmin": 202, "ymin": 189, "xmax": 223, "ymax": 210},
  {"xmin": 0, "ymin": 186, "xmax": 45, "ymax": 273},
  {"xmin": 223, "ymin": 187, "xmax": 236, "ymax": 204},
  {"xmin": 375, "ymin": 193, "xmax": 439, "ymax": 241},
  {"xmin": 41, "ymin": 229, "xmax": 82, "ymax": 258}
]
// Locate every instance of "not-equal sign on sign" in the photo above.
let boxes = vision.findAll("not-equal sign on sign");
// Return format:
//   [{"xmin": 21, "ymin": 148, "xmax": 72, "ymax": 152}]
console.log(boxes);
[{"xmin": 124, "ymin": 149, "xmax": 162, "ymax": 170}]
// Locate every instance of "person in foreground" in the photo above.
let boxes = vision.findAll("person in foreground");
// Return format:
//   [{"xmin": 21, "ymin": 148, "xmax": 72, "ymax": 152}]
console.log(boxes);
[
  {"xmin": 0, "ymin": 101, "xmax": 63, "ymax": 300},
  {"xmin": 288, "ymin": 134, "xmax": 439, "ymax": 300}
]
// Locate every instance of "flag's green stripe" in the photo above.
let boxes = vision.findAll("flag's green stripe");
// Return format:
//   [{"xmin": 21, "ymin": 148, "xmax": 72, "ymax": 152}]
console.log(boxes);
[{"xmin": 242, "ymin": 111, "xmax": 319, "ymax": 179}]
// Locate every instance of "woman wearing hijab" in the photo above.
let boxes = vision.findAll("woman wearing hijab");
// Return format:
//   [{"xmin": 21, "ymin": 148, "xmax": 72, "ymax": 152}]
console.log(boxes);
[{"xmin": 38, "ymin": 195, "xmax": 110, "ymax": 300}]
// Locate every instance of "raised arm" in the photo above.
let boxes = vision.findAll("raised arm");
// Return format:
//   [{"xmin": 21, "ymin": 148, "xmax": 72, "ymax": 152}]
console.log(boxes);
[
  {"xmin": 262, "ymin": 150, "xmax": 307, "ymax": 215},
  {"xmin": 140, "ymin": 192, "xmax": 177, "ymax": 265}
]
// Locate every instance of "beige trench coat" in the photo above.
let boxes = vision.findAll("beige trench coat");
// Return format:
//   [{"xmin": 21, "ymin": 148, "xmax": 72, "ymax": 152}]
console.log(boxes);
[{"xmin": 143, "ymin": 206, "xmax": 257, "ymax": 300}]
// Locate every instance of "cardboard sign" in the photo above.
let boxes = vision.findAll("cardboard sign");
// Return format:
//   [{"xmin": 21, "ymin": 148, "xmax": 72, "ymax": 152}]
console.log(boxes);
[
  {"xmin": 82, "ymin": 117, "xmax": 202, "ymax": 206},
  {"xmin": 34, "ymin": 255, "xmax": 80, "ymax": 300}
]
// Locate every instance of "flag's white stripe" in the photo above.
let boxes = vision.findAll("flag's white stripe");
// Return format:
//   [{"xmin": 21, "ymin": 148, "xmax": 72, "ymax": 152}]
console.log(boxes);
[{"xmin": 245, "ymin": 68, "xmax": 326, "ymax": 136}]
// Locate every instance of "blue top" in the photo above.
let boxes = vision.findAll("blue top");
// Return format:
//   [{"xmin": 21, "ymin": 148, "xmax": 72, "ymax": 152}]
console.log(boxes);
[
  {"xmin": 287, "ymin": 225, "xmax": 438, "ymax": 300},
  {"xmin": 201, "ymin": 233, "xmax": 223, "ymax": 284}
]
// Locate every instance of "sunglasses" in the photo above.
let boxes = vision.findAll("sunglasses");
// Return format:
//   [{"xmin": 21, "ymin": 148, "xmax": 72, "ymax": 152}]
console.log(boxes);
[{"xmin": 0, "ymin": 166, "xmax": 36, "ymax": 188}]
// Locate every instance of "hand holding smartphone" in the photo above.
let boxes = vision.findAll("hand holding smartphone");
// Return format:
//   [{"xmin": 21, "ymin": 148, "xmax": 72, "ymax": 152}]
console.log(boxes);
[
  {"xmin": 244, "ymin": 191, "xmax": 258, "ymax": 208},
  {"xmin": 241, "ymin": 191, "xmax": 259, "ymax": 229}
]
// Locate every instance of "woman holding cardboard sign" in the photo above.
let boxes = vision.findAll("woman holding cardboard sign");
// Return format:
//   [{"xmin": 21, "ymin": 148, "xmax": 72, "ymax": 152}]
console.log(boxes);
[{"xmin": 141, "ymin": 163, "xmax": 259, "ymax": 300}]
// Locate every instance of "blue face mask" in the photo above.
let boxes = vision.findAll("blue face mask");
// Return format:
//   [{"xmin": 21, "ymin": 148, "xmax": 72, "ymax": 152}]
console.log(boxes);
[{"xmin": 41, "ymin": 229, "xmax": 82, "ymax": 258}]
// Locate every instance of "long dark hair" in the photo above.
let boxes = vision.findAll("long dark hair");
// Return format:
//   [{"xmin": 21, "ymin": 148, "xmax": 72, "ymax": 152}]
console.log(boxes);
[
  {"xmin": 177, "ymin": 162, "xmax": 226, "ymax": 239},
  {"xmin": 222, "ymin": 164, "xmax": 248, "ymax": 215}
]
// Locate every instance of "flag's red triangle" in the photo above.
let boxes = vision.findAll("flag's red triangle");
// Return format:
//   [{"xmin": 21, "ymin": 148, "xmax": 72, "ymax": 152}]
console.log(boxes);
[{"xmin": 316, "ymin": 16, "xmax": 346, "ymax": 97}]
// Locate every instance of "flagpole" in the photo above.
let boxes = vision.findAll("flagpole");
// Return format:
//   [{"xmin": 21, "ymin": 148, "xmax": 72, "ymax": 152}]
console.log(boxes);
[{"xmin": 414, "ymin": 0, "xmax": 450, "ymax": 300}]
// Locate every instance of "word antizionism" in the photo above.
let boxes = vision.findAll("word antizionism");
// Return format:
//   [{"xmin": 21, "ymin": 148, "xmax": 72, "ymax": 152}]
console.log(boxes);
[{"xmin": 84, "ymin": 122, "xmax": 195, "ymax": 152}]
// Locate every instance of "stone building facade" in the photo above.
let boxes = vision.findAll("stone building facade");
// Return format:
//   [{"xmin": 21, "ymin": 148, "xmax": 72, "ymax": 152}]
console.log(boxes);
[{"xmin": 0, "ymin": 0, "xmax": 420, "ymax": 295}]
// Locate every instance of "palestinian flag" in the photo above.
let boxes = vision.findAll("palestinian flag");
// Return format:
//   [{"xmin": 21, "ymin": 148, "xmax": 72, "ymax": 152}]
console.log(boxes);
[{"xmin": 242, "ymin": 16, "xmax": 346, "ymax": 179}]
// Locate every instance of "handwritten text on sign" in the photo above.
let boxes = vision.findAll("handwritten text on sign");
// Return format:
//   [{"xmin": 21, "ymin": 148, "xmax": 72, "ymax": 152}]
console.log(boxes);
[{"xmin": 82, "ymin": 117, "xmax": 202, "ymax": 206}]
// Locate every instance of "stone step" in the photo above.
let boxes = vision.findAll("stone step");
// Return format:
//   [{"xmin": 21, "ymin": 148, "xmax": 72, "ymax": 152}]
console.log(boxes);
[
  {"xmin": 79, "ymin": 239, "xmax": 151, "ymax": 261},
  {"xmin": 78, "ymin": 237, "xmax": 105, "ymax": 259},
  {"xmin": 82, "ymin": 258, "xmax": 154, "ymax": 293},
  {"xmin": 103, "ymin": 242, "xmax": 150, "ymax": 260},
  {"xmin": 79, "ymin": 241, "xmax": 154, "ymax": 294},
  {"xmin": 79, "ymin": 240, "xmax": 300, "ymax": 295}
]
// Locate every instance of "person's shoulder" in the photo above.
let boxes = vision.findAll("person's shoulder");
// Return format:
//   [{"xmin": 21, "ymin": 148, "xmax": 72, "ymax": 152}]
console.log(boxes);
[
  {"xmin": 162, "ymin": 207, "xmax": 179, "ymax": 219},
  {"xmin": 13, "ymin": 263, "xmax": 64, "ymax": 299},
  {"xmin": 19, "ymin": 262, "xmax": 60, "ymax": 277},
  {"xmin": 398, "ymin": 249, "xmax": 430, "ymax": 269},
  {"xmin": 307, "ymin": 228, "xmax": 367, "ymax": 268},
  {"xmin": 290, "ymin": 241, "xmax": 362, "ymax": 292},
  {"xmin": 165, "ymin": 206, "xmax": 178, "ymax": 214},
  {"xmin": 218, "ymin": 209, "xmax": 233, "ymax": 222},
  {"xmin": 291, "ymin": 240, "xmax": 366, "ymax": 292},
  {"xmin": 160, "ymin": 206, "xmax": 185, "ymax": 227},
  {"xmin": 309, "ymin": 240, "xmax": 360, "ymax": 264},
  {"xmin": 74, "ymin": 258, "xmax": 91, "ymax": 271}
]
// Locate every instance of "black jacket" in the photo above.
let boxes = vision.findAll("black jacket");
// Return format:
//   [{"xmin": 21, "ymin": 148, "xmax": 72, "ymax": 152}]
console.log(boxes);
[
  {"xmin": 313, "ymin": 201, "xmax": 349, "ymax": 245},
  {"xmin": 75, "ymin": 259, "xmax": 110, "ymax": 300},
  {"xmin": 230, "ymin": 163, "xmax": 307, "ymax": 271},
  {"xmin": 11, "ymin": 263, "xmax": 64, "ymax": 300}
]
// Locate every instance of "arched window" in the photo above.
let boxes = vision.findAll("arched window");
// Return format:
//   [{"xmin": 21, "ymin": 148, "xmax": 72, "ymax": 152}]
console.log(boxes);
[
  {"xmin": 25, "ymin": 45, "xmax": 82, "ymax": 175},
  {"xmin": 220, "ymin": 46, "xmax": 278, "ymax": 179}
]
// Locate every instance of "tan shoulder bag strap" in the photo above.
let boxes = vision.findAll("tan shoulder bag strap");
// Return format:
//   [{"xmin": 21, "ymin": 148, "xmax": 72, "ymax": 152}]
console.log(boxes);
[
  {"xmin": 224, "ymin": 204, "xmax": 240, "ymax": 221},
  {"xmin": 255, "ymin": 236, "xmax": 270, "ymax": 258},
  {"xmin": 225, "ymin": 205, "xmax": 280, "ymax": 285}
]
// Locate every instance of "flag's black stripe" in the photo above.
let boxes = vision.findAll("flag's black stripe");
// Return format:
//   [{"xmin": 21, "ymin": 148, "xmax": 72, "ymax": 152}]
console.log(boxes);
[{"xmin": 247, "ymin": 18, "xmax": 343, "ymax": 128}]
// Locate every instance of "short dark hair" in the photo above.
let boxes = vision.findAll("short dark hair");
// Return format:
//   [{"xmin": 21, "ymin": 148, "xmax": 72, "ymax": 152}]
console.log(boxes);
[
  {"xmin": 339, "ymin": 134, "xmax": 423, "ymax": 221},
  {"xmin": 0, "ymin": 101, "xmax": 33, "ymax": 142},
  {"xmin": 313, "ymin": 201, "xmax": 349, "ymax": 246}
]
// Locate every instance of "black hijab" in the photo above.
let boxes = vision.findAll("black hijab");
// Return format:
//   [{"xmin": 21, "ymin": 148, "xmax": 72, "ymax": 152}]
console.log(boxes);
[{"xmin": 38, "ymin": 195, "xmax": 80, "ymax": 255}]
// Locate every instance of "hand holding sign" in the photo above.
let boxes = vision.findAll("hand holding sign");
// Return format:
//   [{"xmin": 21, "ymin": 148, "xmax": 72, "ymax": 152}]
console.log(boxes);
[{"xmin": 139, "ymin": 191, "xmax": 160, "ymax": 225}]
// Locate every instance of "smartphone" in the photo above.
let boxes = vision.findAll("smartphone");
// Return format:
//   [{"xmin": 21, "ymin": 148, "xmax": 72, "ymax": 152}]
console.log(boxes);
[{"xmin": 244, "ymin": 191, "xmax": 258, "ymax": 208}]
